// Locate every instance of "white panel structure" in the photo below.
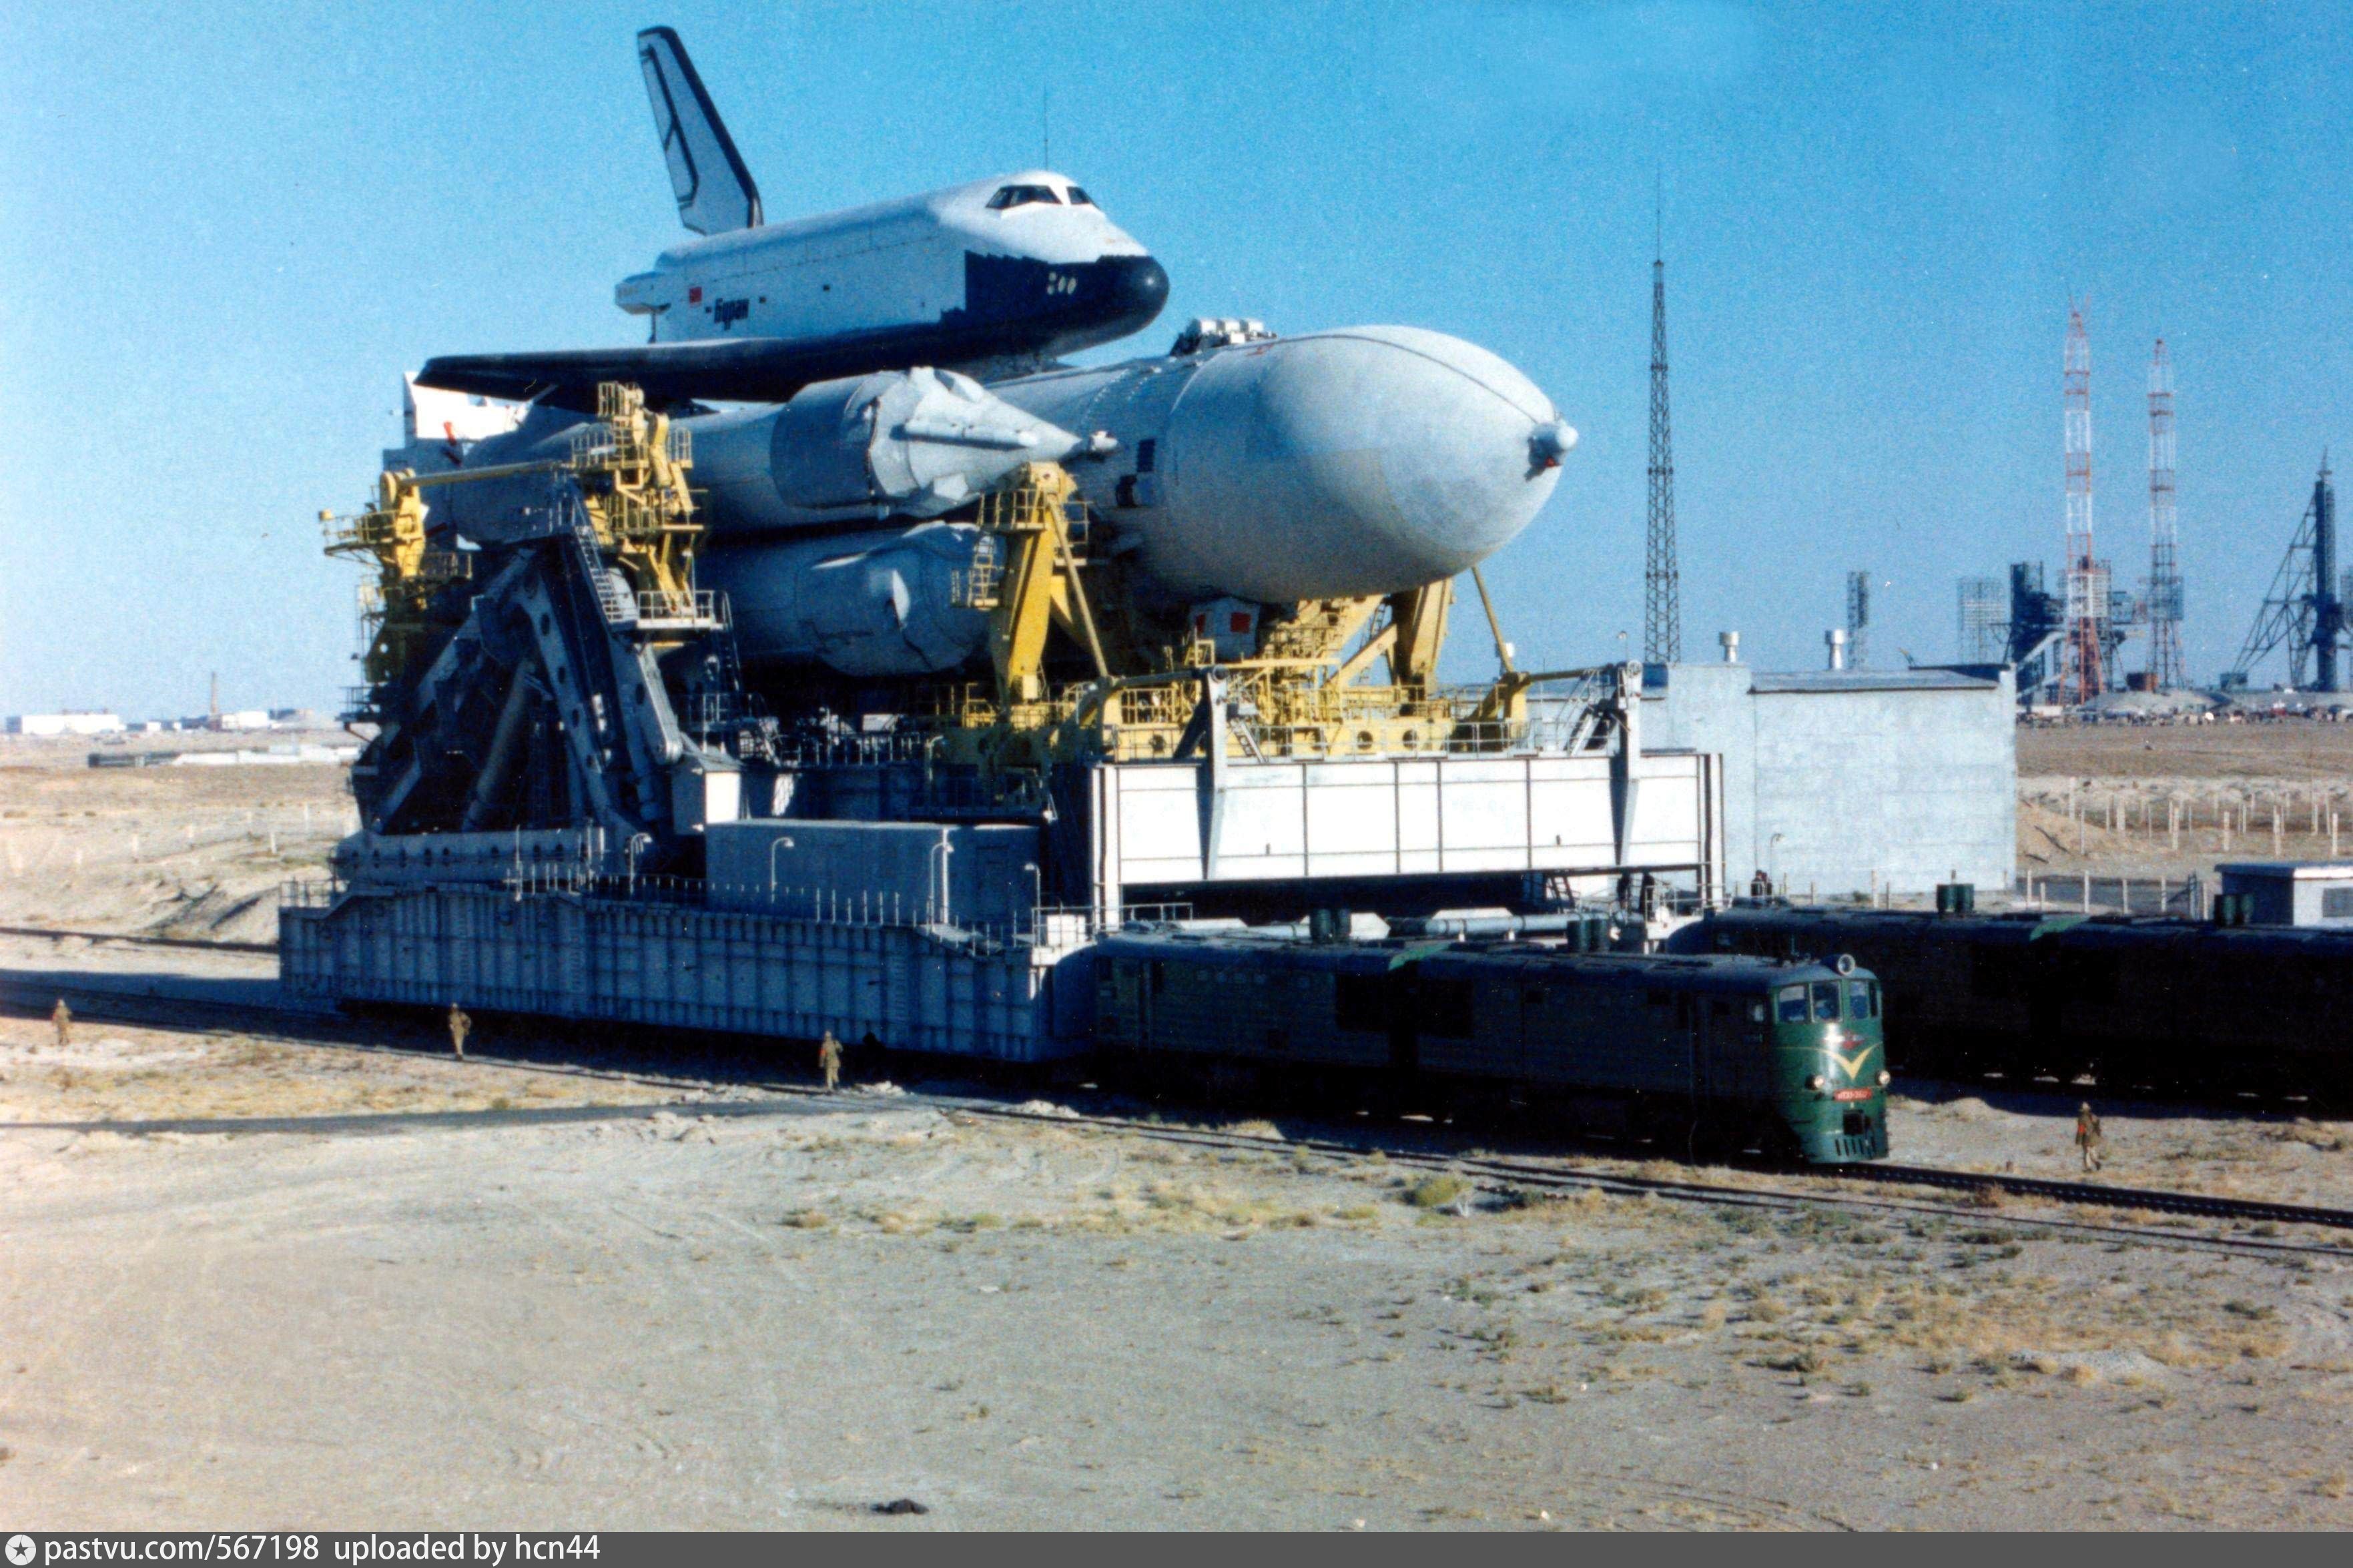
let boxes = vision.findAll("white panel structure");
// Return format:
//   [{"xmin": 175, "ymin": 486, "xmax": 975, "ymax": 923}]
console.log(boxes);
[{"xmin": 1092, "ymin": 753, "xmax": 1716, "ymax": 901}]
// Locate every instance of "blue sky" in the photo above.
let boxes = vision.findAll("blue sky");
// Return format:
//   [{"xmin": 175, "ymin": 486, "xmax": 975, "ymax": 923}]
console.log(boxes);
[{"xmin": 5, "ymin": 1, "xmax": 2350, "ymax": 715}]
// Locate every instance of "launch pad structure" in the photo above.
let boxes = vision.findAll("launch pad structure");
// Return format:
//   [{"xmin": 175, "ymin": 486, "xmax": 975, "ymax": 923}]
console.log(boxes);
[{"xmin": 284, "ymin": 374, "xmax": 2009, "ymax": 1062}]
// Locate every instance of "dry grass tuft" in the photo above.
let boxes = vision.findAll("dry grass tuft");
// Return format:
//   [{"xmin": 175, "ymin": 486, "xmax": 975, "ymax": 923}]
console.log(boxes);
[
  {"xmin": 2276, "ymin": 1120, "xmax": 2346, "ymax": 1152},
  {"xmin": 1404, "ymin": 1174, "xmax": 1473, "ymax": 1212}
]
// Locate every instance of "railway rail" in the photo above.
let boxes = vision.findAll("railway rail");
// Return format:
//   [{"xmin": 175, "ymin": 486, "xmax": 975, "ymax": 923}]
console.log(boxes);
[
  {"xmin": 0, "ymin": 923, "xmax": 278, "ymax": 955},
  {"xmin": 5, "ymin": 969, "xmax": 2351, "ymax": 1260}
]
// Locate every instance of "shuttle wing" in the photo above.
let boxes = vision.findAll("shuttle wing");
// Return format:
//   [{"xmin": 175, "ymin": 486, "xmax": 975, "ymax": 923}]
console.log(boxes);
[
  {"xmin": 416, "ymin": 322, "xmax": 1047, "ymax": 412},
  {"xmin": 637, "ymin": 27, "xmax": 763, "ymax": 234}
]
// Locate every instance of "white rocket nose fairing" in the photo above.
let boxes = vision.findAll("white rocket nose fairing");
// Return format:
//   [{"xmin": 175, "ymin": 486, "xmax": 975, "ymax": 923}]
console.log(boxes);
[{"xmin": 1112, "ymin": 326, "xmax": 1570, "ymax": 603}]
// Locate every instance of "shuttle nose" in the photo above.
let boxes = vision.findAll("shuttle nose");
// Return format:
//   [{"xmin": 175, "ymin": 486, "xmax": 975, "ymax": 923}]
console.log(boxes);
[
  {"xmin": 1165, "ymin": 326, "xmax": 1570, "ymax": 603},
  {"xmin": 1099, "ymin": 255, "xmax": 1169, "ymax": 328}
]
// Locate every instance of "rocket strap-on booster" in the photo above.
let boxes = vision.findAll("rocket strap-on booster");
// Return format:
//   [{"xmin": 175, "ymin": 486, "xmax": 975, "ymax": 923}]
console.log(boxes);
[{"xmin": 440, "ymin": 324, "xmax": 1575, "ymax": 678}]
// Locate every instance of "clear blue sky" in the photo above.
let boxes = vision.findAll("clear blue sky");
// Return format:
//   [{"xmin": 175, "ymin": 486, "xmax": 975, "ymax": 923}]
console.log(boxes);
[{"xmin": 5, "ymin": 1, "xmax": 2350, "ymax": 717}]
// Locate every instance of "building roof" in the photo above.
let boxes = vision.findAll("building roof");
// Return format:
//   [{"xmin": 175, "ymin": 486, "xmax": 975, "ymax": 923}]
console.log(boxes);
[
  {"xmin": 1748, "ymin": 669, "xmax": 2001, "ymax": 695},
  {"xmin": 2218, "ymin": 861, "xmax": 2353, "ymax": 881}
]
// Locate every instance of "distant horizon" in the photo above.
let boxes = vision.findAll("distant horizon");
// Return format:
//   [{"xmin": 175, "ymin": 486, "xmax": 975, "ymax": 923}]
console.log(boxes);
[{"xmin": 7, "ymin": 2, "xmax": 2353, "ymax": 713}]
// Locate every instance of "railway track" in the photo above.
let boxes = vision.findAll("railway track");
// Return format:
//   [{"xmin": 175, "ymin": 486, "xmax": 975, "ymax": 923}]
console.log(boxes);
[
  {"xmin": 6, "ymin": 970, "xmax": 2352, "ymax": 1258},
  {"xmin": 976, "ymin": 1108, "xmax": 2353, "ymax": 1258},
  {"xmin": 0, "ymin": 923, "xmax": 277, "ymax": 955}
]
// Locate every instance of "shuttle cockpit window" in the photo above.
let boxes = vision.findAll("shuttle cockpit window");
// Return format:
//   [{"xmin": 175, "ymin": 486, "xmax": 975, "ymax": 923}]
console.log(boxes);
[
  {"xmin": 988, "ymin": 184, "xmax": 1064, "ymax": 210},
  {"xmin": 1065, "ymin": 187, "xmax": 1094, "ymax": 206}
]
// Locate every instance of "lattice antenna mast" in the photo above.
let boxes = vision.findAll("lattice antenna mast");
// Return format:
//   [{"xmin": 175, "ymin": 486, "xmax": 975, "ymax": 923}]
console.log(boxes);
[
  {"xmin": 2144, "ymin": 338, "xmax": 2185, "ymax": 689},
  {"xmin": 1644, "ymin": 206, "xmax": 1682, "ymax": 664},
  {"xmin": 1844, "ymin": 570, "xmax": 1870, "ymax": 669},
  {"xmin": 2060, "ymin": 304, "xmax": 2105, "ymax": 703}
]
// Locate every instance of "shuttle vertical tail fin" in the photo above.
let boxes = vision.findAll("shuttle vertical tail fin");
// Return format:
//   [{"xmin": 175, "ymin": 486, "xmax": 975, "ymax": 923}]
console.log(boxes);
[{"xmin": 636, "ymin": 26, "xmax": 763, "ymax": 234}]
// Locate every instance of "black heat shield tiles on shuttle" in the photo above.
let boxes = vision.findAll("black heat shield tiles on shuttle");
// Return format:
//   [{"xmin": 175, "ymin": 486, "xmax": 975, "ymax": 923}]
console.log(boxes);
[{"xmin": 417, "ymin": 254, "xmax": 1169, "ymax": 412}]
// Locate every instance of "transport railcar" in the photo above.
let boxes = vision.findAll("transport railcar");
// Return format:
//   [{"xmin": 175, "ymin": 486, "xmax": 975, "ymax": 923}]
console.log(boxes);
[
  {"xmin": 1686, "ymin": 903, "xmax": 2353, "ymax": 1100},
  {"xmin": 1092, "ymin": 933, "xmax": 1890, "ymax": 1164}
]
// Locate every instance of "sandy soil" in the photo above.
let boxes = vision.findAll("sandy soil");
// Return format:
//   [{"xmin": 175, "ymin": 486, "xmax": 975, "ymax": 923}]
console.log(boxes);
[
  {"xmin": 3, "ymin": 1000, "xmax": 2352, "ymax": 1530},
  {"xmin": 2020, "ymin": 721, "xmax": 2353, "ymax": 784},
  {"xmin": 0, "ymin": 733, "xmax": 354, "ymax": 944}
]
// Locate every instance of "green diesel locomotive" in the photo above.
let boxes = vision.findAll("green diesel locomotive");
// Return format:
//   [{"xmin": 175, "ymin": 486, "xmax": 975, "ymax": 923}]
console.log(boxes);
[{"xmin": 1094, "ymin": 933, "xmax": 1890, "ymax": 1164}]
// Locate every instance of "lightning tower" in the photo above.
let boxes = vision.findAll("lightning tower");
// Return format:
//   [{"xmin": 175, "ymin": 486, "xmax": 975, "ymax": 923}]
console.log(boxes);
[
  {"xmin": 1644, "ymin": 211, "xmax": 1682, "ymax": 664},
  {"xmin": 2143, "ymin": 339, "xmax": 2184, "ymax": 690},
  {"xmin": 2059, "ymin": 304, "xmax": 2107, "ymax": 703}
]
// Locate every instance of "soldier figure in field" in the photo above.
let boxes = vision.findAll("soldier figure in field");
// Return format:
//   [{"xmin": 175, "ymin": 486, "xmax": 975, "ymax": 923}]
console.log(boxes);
[
  {"xmin": 818, "ymin": 1030, "xmax": 842, "ymax": 1092},
  {"xmin": 448, "ymin": 1004, "xmax": 472, "ymax": 1060},
  {"xmin": 51, "ymin": 998, "xmax": 71, "ymax": 1051},
  {"xmin": 2074, "ymin": 1101, "xmax": 2104, "ymax": 1172}
]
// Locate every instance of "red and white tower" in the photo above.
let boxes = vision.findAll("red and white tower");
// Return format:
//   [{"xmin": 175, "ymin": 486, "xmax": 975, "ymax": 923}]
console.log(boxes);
[
  {"xmin": 2060, "ymin": 304, "xmax": 2107, "ymax": 703},
  {"xmin": 2144, "ymin": 338, "xmax": 2186, "ymax": 689}
]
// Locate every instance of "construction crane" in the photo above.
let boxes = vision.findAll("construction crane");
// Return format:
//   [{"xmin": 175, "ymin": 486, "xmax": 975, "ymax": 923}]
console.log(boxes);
[{"xmin": 2223, "ymin": 457, "xmax": 2344, "ymax": 693}]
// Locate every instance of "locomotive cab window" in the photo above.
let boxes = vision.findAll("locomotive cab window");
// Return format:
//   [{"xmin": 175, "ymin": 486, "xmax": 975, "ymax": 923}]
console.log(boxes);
[
  {"xmin": 1846, "ymin": 979, "xmax": 1877, "ymax": 1020},
  {"xmin": 1810, "ymin": 982, "xmax": 1841, "ymax": 1021},
  {"xmin": 1776, "ymin": 985, "xmax": 1809, "ymax": 1024}
]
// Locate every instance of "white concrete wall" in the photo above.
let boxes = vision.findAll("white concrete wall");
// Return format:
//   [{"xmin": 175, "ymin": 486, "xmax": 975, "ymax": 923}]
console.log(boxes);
[{"xmin": 1643, "ymin": 664, "xmax": 2015, "ymax": 899}]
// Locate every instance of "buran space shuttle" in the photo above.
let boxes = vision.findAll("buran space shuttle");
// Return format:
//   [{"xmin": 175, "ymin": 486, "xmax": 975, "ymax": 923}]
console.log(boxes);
[
  {"xmin": 419, "ymin": 28, "xmax": 1578, "ymax": 681},
  {"xmin": 420, "ymin": 27, "xmax": 1170, "ymax": 410}
]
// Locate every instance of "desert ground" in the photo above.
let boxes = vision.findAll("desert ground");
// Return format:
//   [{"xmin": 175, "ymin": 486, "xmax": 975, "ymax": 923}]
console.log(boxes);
[
  {"xmin": 3, "ymin": 725, "xmax": 2353, "ymax": 1529},
  {"xmin": 0, "ymin": 733, "xmax": 354, "ymax": 944},
  {"xmin": 2017, "ymin": 719, "xmax": 2353, "ymax": 889}
]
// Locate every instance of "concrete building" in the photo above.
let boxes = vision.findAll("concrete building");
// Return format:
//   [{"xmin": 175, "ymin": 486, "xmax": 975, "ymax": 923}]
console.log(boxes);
[
  {"xmin": 1640, "ymin": 661, "xmax": 2015, "ymax": 899},
  {"xmin": 5, "ymin": 712, "xmax": 126, "ymax": 737}
]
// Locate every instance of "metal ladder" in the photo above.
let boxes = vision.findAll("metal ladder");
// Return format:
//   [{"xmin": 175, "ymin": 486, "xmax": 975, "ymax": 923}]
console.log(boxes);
[{"xmin": 557, "ymin": 482, "xmax": 635, "ymax": 625}]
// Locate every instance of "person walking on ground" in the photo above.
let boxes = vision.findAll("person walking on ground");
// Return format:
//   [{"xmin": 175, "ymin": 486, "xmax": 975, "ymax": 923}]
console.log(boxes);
[
  {"xmin": 50, "ymin": 998, "xmax": 71, "ymax": 1051},
  {"xmin": 2074, "ymin": 1101, "xmax": 2104, "ymax": 1172},
  {"xmin": 448, "ymin": 1004, "xmax": 472, "ymax": 1061},
  {"xmin": 818, "ymin": 1030, "xmax": 842, "ymax": 1092}
]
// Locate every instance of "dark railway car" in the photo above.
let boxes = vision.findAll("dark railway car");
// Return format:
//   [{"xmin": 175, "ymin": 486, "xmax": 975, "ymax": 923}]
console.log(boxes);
[
  {"xmin": 1686, "ymin": 903, "xmax": 2353, "ymax": 1100},
  {"xmin": 1094, "ymin": 933, "xmax": 1889, "ymax": 1164}
]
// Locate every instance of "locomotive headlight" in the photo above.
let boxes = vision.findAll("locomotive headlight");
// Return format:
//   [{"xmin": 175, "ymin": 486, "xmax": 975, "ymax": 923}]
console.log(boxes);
[
  {"xmin": 1878, "ymin": 1069, "xmax": 1893, "ymax": 1087},
  {"xmin": 1804, "ymin": 1074, "xmax": 1825, "ymax": 1092}
]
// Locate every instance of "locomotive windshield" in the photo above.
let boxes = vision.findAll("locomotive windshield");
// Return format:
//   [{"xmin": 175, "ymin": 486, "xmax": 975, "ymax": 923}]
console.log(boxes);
[
  {"xmin": 1778, "ymin": 980, "xmax": 1864, "ymax": 1022},
  {"xmin": 1847, "ymin": 978, "xmax": 1879, "ymax": 1019}
]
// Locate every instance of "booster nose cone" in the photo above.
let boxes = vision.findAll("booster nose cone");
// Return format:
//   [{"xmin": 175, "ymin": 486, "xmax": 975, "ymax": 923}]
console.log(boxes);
[{"xmin": 1154, "ymin": 326, "xmax": 1570, "ymax": 603}]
